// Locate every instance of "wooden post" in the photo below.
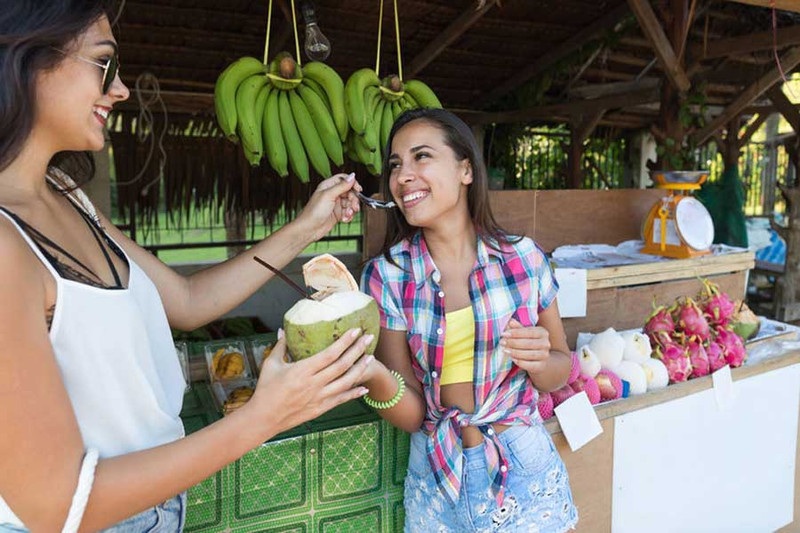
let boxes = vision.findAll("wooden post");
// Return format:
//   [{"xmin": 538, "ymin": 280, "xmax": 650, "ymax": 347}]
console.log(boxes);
[{"xmin": 658, "ymin": 0, "xmax": 688, "ymax": 170}]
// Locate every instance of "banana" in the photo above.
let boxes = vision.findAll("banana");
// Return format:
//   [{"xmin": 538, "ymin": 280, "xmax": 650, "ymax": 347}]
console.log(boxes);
[
  {"xmin": 302, "ymin": 61, "xmax": 348, "ymax": 142},
  {"xmin": 344, "ymin": 132, "xmax": 360, "ymax": 163},
  {"xmin": 301, "ymin": 77, "xmax": 331, "ymax": 112},
  {"xmin": 344, "ymin": 68, "xmax": 380, "ymax": 135},
  {"xmin": 278, "ymin": 90, "xmax": 310, "ymax": 183},
  {"xmin": 297, "ymin": 84, "xmax": 343, "ymax": 166},
  {"xmin": 361, "ymin": 86, "xmax": 382, "ymax": 152},
  {"xmin": 235, "ymin": 73, "xmax": 268, "ymax": 165},
  {"xmin": 214, "ymin": 56, "xmax": 265, "ymax": 142},
  {"xmin": 380, "ymin": 98, "xmax": 394, "ymax": 154},
  {"xmin": 352, "ymin": 129, "xmax": 375, "ymax": 165},
  {"xmin": 391, "ymin": 101, "xmax": 403, "ymax": 121},
  {"xmin": 289, "ymin": 89, "xmax": 331, "ymax": 179},
  {"xmin": 263, "ymin": 88, "xmax": 288, "ymax": 177},
  {"xmin": 403, "ymin": 79, "xmax": 442, "ymax": 108},
  {"xmin": 400, "ymin": 93, "xmax": 417, "ymax": 111},
  {"xmin": 372, "ymin": 98, "xmax": 386, "ymax": 155},
  {"xmin": 365, "ymin": 146, "xmax": 382, "ymax": 176}
]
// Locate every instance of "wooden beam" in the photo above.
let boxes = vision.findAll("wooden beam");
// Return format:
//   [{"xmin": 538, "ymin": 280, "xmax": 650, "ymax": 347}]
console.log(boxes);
[
  {"xmin": 406, "ymin": 1, "xmax": 498, "ymax": 78},
  {"xmin": 726, "ymin": 0, "xmax": 800, "ymax": 14},
  {"xmin": 574, "ymin": 109, "xmax": 607, "ymax": 142},
  {"xmin": 479, "ymin": 3, "xmax": 630, "ymax": 105},
  {"xmin": 767, "ymin": 84, "xmax": 800, "ymax": 136},
  {"xmin": 626, "ymin": 0, "xmax": 691, "ymax": 92},
  {"xmin": 693, "ymin": 47, "xmax": 800, "ymax": 144},
  {"xmin": 469, "ymin": 87, "xmax": 660, "ymax": 125},
  {"xmin": 740, "ymin": 113, "xmax": 769, "ymax": 144},
  {"xmin": 691, "ymin": 24, "xmax": 800, "ymax": 60}
]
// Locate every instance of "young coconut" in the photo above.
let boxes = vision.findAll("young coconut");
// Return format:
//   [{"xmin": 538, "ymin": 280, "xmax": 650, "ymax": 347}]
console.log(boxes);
[
  {"xmin": 578, "ymin": 345, "xmax": 602, "ymax": 378},
  {"xmin": 588, "ymin": 327, "xmax": 625, "ymax": 369},
  {"xmin": 621, "ymin": 331, "xmax": 652, "ymax": 363},
  {"xmin": 612, "ymin": 360, "xmax": 648, "ymax": 395},
  {"xmin": 640, "ymin": 358, "xmax": 669, "ymax": 390},
  {"xmin": 283, "ymin": 254, "xmax": 379, "ymax": 360}
]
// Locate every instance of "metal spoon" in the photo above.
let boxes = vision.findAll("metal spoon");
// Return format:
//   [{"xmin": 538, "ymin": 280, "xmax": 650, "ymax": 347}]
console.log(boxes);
[{"xmin": 355, "ymin": 190, "xmax": 396, "ymax": 210}]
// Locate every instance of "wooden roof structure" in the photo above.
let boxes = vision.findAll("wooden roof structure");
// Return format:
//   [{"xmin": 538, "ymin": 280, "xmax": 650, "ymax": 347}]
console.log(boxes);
[{"xmin": 114, "ymin": 0, "xmax": 800, "ymax": 134}]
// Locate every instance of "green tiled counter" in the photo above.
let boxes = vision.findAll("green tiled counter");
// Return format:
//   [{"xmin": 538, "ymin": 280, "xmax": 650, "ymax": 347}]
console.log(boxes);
[{"xmin": 180, "ymin": 384, "xmax": 410, "ymax": 533}]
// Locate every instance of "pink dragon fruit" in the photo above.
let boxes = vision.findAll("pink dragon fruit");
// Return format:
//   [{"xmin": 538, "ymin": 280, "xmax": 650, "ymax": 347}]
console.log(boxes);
[
  {"xmin": 686, "ymin": 337, "xmax": 710, "ymax": 378},
  {"xmin": 654, "ymin": 342, "xmax": 693, "ymax": 383},
  {"xmin": 698, "ymin": 278, "xmax": 737, "ymax": 327},
  {"xmin": 705, "ymin": 340, "xmax": 727, "ymax": 372},
  {"xmin": 672, "ymin": 297, "xmax": 710, "ymax": 341},
  {"xmin": 644, "ymin": 300, "xmax": 676, "ymax": 348},
  {"xmin": 571, "ymin": 375, "xmax": 601, "ymax": 405},
  {"xmin": 537, "ymin": 392, "xmax": 554, "ymax": 420},
  {"xmin": 715, "ymin": 326, "xmax": 747, "ymax": 368}
]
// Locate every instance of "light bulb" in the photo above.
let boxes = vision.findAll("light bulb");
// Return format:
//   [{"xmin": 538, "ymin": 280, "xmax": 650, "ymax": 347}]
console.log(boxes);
[{"xmin": 301, "ymin": 2, "xmax": 331, "ymax": 62}]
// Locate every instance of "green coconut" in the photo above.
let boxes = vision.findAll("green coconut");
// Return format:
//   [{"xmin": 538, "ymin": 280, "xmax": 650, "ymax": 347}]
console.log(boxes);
[
  {"xmin": 731, "ymin": 302, "xmax": 760, "ymax": 341},
  {"xmin": 283, "ymin": 254, "xmax": 380, "ymax": 361}
]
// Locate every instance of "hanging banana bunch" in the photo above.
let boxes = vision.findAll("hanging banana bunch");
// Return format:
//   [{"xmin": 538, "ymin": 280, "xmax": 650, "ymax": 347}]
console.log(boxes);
[
  {"xmin": 343, "ymin": 0, "xmax": 443, "ymax": 176},
  {"xmin": 213, "ymin": 0, "xmax": 347, "ymax": 183}
]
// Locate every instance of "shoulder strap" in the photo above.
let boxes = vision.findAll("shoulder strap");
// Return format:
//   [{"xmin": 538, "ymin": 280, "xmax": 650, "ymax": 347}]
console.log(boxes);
[{"xmin": 0, "ymin": 207, "xmax": 62, "ymax": 281}]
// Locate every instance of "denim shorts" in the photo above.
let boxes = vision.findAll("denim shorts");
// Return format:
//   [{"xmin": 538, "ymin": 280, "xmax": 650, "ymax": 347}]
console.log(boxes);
[
  {"xmin": 0, "ymin": 492, "xmax": 186, "ymax": 533},
  {"xmin": 404, "ymin": 424, "xmax": 578, "ymax": 533}
]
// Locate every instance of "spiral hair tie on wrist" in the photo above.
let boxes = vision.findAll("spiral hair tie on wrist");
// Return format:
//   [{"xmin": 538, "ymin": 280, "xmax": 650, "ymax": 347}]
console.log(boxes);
[{"xmin": 364, "ymin": 370, "xmax": 405, "ymax": 410}]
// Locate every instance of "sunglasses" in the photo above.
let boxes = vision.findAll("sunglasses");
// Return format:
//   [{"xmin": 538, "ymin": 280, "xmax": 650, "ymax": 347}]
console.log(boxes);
[{"xmin": 73, "ymin": 53, "xmax": 120, "ymax": 95}]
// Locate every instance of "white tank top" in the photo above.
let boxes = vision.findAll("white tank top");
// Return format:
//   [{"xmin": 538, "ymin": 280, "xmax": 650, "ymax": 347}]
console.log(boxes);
[{"xmin": 0, "ymin": 182, "xmax": 185, "ymax": 527}]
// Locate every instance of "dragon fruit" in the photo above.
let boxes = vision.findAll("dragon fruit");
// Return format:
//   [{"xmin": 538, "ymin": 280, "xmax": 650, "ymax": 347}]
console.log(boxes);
[
  {"xmin": 672, "ymin": 297, "xmax": 710, "ymax": 341},
  {"xmin": 571, "ymin": 375, "xmax": 601, "ymax": 405},
  {"xmin": 715, "ymin": 326, "xmax": 747, "ymax": 368},
  {"xmin": 654, "ymin": 342, "xmax": 693, "ymax": 383},
  {"xmin": 697, "ymin": 278, "xmax": 737, "ymax": 327},
  {"xmin": 552, "ymin": 385, "xmax": 576, "ymax": 407},
  {"xmin": 686, "ymin": 337, "xmax": 710, "ymax": 378},
  {"xmin": 537, "ymin": 392, "xmax": 554, "ymax": 420},
  {"xmin": 595, "ymin": 369, "xmax": 623, "ymax": 401},
  {"xmin": 644, "ymin": 300, "xmax": 675, "ymax": 348},
  {"xmin": 705, "ymin": 340, "xmax": 727, "ymax": 373}
]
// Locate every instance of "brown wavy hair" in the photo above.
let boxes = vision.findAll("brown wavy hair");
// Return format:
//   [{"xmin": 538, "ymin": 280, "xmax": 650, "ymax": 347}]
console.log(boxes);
[
  {"xmin": 0, "ymin": 0, "xmax": 117, "ymax": 184},
  {"xmin": 378, "ymin": 107, "xmax": 521, "ymax": 265}
]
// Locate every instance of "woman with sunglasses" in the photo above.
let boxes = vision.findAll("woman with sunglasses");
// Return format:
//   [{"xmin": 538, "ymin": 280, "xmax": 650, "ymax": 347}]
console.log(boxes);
[{"xmin": 0, "ymin": 2, "xmax": 374, "ymax": 532}]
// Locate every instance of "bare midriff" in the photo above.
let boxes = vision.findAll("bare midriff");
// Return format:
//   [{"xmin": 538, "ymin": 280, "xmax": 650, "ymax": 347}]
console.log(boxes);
[{"xmin": 440, "ymin": 381, "xmax": 510, "ymax": 448}]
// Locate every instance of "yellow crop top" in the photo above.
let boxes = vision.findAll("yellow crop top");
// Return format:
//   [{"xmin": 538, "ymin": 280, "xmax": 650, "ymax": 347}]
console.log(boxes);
[{"xmin": 440, "ymin": 306, "xmax": 475, "ymax": 385}]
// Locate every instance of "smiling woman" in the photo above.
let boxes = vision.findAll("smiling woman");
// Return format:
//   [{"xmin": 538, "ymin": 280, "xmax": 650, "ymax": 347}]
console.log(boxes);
[{"xmin": 0, "ymin": 2, "xmax": 372, "ymax": 532}]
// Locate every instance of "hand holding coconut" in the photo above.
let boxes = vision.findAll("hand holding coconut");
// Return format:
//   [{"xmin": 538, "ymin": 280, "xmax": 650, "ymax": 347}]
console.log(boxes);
[
  {"xmin": 247, "ymin": 329, "xmax": 374, "ymax": 436},
  {"xmin": 295, "ymin": 172, "xmax": 362, "ymax": 242}
]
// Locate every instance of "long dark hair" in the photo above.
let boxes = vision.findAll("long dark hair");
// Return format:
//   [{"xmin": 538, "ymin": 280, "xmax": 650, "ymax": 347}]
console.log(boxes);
[
  {"xmin": 378, "ymin": 107, "xmax": 521, "ymax": 265},
  {"xmin": 0, "ymin": 0, "xmax": 117, "ymax": 183}
]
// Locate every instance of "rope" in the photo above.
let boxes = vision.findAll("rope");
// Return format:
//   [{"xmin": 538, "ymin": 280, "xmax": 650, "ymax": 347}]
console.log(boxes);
[
  {"xmin": 263, "ymin": 0, "xmax": 273, "ymax": 64},
  {"xmin": 291, "ymin": 0, "xmax": 301, "ymax": 66},
  {"xmin": 393, "ymin": 0, "xmax": 403, "ymax": 80},
  {"xmin": 771, "ymin": 0, "xmax": 797, "ymax": 99},
  {"xmin": 116, "ymin": 72, "xmax": 168, "ymax": 196},
  {"xmin": 375, "ymin": 0, "xmax": 384, "ymax": 74}
]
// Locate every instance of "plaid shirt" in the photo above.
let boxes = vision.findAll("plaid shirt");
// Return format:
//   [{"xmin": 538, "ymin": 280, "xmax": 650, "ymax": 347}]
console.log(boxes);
[{"xmin": 361, "ymin": 231, "xmax": 558, "ymax": 506}]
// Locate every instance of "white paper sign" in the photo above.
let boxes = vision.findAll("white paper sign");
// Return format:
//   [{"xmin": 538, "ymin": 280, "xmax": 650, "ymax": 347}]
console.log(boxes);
[
  {"xmin": 712, "ymin": 364, "xmax": 735, "ymax": 411},
  {"xmin": 554, "ymin": 268, "xmax": 587, "ymax": 318},
  {"xmin": 554, "ymin": 391, "xmax": 603, "ymax": 451}
]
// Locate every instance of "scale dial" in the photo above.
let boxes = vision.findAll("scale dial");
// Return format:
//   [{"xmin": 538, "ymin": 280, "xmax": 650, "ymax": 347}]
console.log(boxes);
[{"xmin": 675, "ymin": 197, "xmax": 714, "ymax": 250}]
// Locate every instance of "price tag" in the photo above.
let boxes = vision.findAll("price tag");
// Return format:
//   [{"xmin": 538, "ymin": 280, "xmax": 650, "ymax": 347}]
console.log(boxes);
[
  {"xmin": 554, "ymin": 391, "xmax": 603, "ymax": 452},
  {"xmin": 554, "ymin": 268, "xmax": 587, "ymax": 318},
  {"xmin": 712, "ymin": 364, "xmax": 735, "ymax": 411}
]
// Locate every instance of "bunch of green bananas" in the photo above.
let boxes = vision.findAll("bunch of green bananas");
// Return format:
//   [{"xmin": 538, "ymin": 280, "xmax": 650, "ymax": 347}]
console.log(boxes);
[
  {"xmin": 214, "ymin": 53, "xmax": 347, "ymax": 183},
  {"xmin": 344, "ymin": 70, "xmax": 442, "ymax": 175}
]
